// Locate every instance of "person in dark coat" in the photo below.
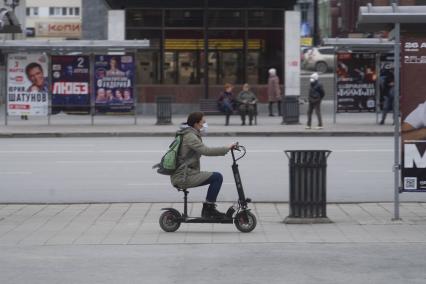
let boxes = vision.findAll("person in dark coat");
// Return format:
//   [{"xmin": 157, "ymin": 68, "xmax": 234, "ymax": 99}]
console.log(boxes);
[
  {"xmin": 217, "ymin": 83, "xmax": 235, "ymax": 126},
  {"xmin": 306, "ymin": 73, "xmax": 325, "ymax": 129}
]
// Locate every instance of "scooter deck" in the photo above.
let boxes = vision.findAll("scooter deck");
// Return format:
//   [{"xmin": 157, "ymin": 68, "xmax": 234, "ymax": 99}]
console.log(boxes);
[{"xmin": 181, "ymin": 217, "xmax": 234, "ymax": 224}]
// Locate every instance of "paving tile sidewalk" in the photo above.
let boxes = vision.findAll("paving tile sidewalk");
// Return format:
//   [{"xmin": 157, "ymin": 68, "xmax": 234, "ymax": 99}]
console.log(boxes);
[{"xmin": 0, "ymin": 203, "xmax": 425, "ymax": 246}]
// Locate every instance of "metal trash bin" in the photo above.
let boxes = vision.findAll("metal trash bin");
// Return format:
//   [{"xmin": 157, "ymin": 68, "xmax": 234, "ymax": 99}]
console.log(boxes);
[
  {"xmin": 284, "ymin": 150, "xmax": 332, "ymax": 224},
  {"xmin": 281, "ymin": 95, "xmax": 300, "ymax": 124},
  {"xmin": 156, "ymin": 96, "xmax": 172, "ymax": 125}
]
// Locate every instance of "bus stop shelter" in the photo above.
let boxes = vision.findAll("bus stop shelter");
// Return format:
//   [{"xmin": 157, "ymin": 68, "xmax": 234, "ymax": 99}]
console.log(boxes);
[
  {"xmin": 322, "ymin": 37, "xmax": 395, "ymax": 124},
  {"xmin": 358, "ymin": 4, "xmax": 426, "ymax": 220},
  {"xmin": 0, "ymin": 40, "xmax": 150, "ymax": 125}
]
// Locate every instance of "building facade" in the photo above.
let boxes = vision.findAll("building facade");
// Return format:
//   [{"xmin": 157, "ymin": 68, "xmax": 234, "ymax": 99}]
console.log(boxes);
[
  {"xmin": 25, "ymin": 0, "xmax": 81, "ymax": 39},
  {"xmin": 82, "ymin": 0, "xmax": 297, "ymax": 111}
]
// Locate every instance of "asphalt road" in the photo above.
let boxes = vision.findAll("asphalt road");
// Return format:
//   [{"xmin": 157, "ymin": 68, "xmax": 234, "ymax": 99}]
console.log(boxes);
[
  {"xmin": 0, "ymin": 136, "xmax": 423, "ymax": 203},
  {"xmin": 1, "ymin": 243, "xmax": 426, "ymax": 284}
]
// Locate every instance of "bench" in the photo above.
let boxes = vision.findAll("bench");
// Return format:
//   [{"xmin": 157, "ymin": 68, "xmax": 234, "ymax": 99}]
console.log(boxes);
[{"xmin": 199, "ymin": 98, "xmax": 257, "ymax": 125}]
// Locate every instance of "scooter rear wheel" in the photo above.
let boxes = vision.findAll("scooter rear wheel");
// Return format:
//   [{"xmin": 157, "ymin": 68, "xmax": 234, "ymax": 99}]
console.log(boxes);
[
  {"xmin": 234, "ymin": 211, "xmax": 257, "ymax": 233},
  {"xmin": 159, "ymin": 210, "xmax": 181, "ymax": 232}
]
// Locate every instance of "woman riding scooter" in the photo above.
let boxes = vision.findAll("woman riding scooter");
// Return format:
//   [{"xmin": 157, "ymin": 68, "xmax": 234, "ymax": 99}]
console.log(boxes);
[{"xmin": 171, "ymin": 112, "xmax": 236, "ymax": 219}]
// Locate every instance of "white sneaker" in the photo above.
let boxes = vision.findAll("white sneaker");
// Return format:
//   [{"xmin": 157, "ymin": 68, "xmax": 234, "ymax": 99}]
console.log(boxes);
[
  {"xmin": 305, "ymin": 126, "xmax": 311, "ymax": 130},
  {"xmin": 315, "ymin": 126, "xmax": 323, "ymax": 130}
]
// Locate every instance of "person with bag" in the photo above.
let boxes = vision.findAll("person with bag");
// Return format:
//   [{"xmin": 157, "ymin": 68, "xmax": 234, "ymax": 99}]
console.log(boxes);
[
  {"xmin": 306, "ymin": 73, "xmax": 325, "ymax": 130},
  {"xmin": 217, "ymin": 83, "xmax": 235, "ymax": 126},
  {"xmin": 170, "ymin": 112, "xmax": 236, "ymax": 219}
]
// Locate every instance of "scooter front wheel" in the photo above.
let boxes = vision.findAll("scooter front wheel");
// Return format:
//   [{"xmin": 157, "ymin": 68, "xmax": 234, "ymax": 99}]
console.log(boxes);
[
  {"xmin": 234, "ymin": 211, "xmax": 257, "ymax": 233},
  {"xmin": 159, "ymin": 210, "xmax": 181, "ymax": 232}
]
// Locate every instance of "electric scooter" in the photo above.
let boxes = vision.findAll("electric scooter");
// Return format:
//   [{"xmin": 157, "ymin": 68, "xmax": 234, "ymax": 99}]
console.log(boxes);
[{"xmin": 159, "ymin": 143, "xmax": 257, "ymax": 233}]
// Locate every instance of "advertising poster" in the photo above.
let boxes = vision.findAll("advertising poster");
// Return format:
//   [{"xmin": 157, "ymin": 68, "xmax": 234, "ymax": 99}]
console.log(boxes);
[
  {"xmin": 94, "ymin": 55, "xmax": 135, "ymax": 113},
  {"xmin": 336, "ymin": 53, "xmax": 377, "ymax": 113},
  {"xmin": 7, "ymin": 53, "xmax": 49, "ymax": 116},
  {"xmin": 51, "ymin": 56, "xmax": 90, "ymax": 114},
  {"xmin": 401, "ymin": 36, "xmax": 426, "ymax": 191}
]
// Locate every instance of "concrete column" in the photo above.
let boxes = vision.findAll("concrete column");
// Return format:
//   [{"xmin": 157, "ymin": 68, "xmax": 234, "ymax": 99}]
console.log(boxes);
[
  {"xmin": 108, "ymin": 10, "xmax": 125, "ymax": 40},
  {"xmin": 284, "ymin": 11, "xmax": 301, "ymax": 97}
]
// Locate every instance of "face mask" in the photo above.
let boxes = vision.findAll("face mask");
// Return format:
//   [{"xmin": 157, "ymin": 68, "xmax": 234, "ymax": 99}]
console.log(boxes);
[
  {"xmin": 310, "ymin": 78, "xmax": 316, "ymax": 83},
  {"xmin": 200, "ymin": 122, "xmax": 208, "ymax": 135}
]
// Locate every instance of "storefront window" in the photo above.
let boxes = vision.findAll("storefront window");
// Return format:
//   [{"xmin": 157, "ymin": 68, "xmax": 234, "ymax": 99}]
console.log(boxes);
[
  {"xmin": 164, "ymin": 52, "xmax": 177, "ymax": 84},
  {"xmin": 208, "ymin": 30, "xmax": 244, "ymax": 84},
  {"xmin": 178, "ymin": 52, "xmax": 200, "ymax": 84},
  {"xmin": 165, "ymin": 10, "xmax": 204, "ymax": 27},
  {"xmin": 136, "ymin": 51, "xmax": 160, "ymax": 84},
  {"xmin": 126, "ymin": 10, "xmax": 162, "ymax": 27},
  {"xmin": 247, "ymin": 52, "xmax": 260, "ymax": 85},
  {"xmin": 248, "ymin": 30, "xmax": 282, "ymax": 84}
]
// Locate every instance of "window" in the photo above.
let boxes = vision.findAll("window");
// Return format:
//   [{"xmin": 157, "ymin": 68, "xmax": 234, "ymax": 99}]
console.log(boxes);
[
  {"xmin": 248, "ymin": 10, "xmax": 284, "ymax": 27},
  {"xmin": 208, "ymin": 10, "xmax": 244, "ymax": 27},
  {"xmin": 48, "ymin": 7, "xmax": 79, "ymax": 16},
  {"xmin": 26, "ymin": 7, "xmax": 39, "ymax": 16},
  {"xmin": 126, "ymin": 10, "xmax": 162, "ymax": 27},
  {"xmin": 165, "ymin": 10, "xmax": 203, "ymax": 27},
  {"xmin": 49, "ymin": 7, "xmax": 62, "ymax": 16}
]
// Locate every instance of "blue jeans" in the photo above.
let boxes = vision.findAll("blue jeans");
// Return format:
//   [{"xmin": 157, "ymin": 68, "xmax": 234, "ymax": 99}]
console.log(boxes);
[{"xmin": 198, "ymin": 172, "xmax": 223, "ymax": 202}]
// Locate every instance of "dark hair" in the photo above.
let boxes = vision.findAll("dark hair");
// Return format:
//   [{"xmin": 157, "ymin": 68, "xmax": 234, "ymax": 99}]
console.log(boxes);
[
  {"xmin": 25, "ymin": 62, "xmax": 43, "ymax": 77},
  {"xmin": 187, "ymin": 112, "xmax": 204, "ymax": 127}
]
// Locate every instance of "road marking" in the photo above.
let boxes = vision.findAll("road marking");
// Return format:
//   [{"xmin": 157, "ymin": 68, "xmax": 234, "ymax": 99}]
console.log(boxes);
[
  {"xmin": 127, "ymin": 182, "xmax": 235, "ymax": 186},
  {"xmin": 55, "ymin": 161, "xmax": 155, "ymax": 164},
  {"xmin": 348, "ymin": 170, "xmax": 391, "ymax": 173},
  {"xmin": 0, "ymin": 172, "xmax": 33, "ymax": 175}
]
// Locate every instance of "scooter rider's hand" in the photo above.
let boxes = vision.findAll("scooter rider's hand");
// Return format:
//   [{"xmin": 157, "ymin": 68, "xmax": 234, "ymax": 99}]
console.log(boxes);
[{"xmin": 228, "ymin": 143, "xmax": 238, "ymax": 150}]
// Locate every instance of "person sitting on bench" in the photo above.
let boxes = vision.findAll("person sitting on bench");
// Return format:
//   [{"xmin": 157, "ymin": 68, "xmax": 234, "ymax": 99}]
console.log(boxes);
[{"xmin": 237, "ymin": 83, "xmax": 257, "ymax": 126}]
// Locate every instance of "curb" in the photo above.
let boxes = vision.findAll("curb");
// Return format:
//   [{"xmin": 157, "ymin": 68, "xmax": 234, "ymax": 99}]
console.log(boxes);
[{"xmin": 0, "ymin": 131, "xmax": 395, "ymax": 138}]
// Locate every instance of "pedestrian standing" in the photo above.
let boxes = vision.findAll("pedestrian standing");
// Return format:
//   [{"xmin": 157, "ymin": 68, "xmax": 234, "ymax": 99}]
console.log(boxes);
[
  {"xmin": 306, "ymin": 73, "xmax": 325, "ymax": 130},
  {"xmin": 217, "ymin": 83, "xmax": 235, "ymax": 126},
  {"xmin": 380, "ymin": 72, "xmax": 395, "ymax": 125},
  {"xmin": 267, "ymin": 68, "xmax": 281, "ymax": 116}
]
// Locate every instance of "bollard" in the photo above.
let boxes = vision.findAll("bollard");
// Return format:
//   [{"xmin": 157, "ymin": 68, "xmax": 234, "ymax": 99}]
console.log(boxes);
[
  {"xmin": 284, "ymin": 150, "xmax": 332, "ymax": 224},
  {"xmin": 156, "ymin": 96, "xmax": 172, "ymax": 125}
]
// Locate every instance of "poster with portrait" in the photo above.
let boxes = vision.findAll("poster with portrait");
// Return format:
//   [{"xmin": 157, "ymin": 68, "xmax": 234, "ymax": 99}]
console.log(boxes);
[
  {"xmin": 7, "ymin": 53, "xmax": 49, "ymax": 116},
  {"xmin": 401, "ymin": 36, "xmax": 426, "ymax": 191},
  {"xmin": 51, "ymin": 56, "xmax": 90, "ymax": 114},
  {"xmin": 336, "ymin": 52, "xmax": 377, "ymax": 113},
  {"xmin": 94, "ymin": 55, "xmax": 135, "ymax": 114}
]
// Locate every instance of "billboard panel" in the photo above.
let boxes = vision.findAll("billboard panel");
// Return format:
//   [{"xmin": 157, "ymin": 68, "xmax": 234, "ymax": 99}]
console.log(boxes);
[
  {"xmin": 7, "ymin": 53, "xmax": 49, "ymax": 116},
  {"xmin": 51, "ymin": 56, "xmax": 90, "ymax": 114},
  {"xmin": 336, "ymin": 53, "xmax": 377, "ymax": 113},
  {"xmin": 94, "ymin": 55, "xmax": 135, "ymax": 114},
  {"xmin": 401, "ymin": 37, "xmax": 426, "ymax": 191}
]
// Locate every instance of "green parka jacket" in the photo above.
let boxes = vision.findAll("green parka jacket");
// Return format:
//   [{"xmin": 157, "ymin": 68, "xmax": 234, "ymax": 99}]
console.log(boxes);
[{"xmin": 170, "ymin": 126, "xmax": 229, "ymax": 189}]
